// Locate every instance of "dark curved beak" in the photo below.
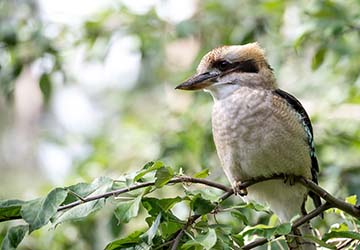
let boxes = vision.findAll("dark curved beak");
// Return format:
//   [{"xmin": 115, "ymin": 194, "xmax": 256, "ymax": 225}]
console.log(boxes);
[{"xmin": 175, "ymin": 71, "xmax": 219, "ymax": 90}]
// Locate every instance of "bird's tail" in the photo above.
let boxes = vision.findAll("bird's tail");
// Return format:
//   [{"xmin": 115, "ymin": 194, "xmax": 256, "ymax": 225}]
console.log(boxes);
[{"xmin": 286, "ymin": 222, "xmax": 317, "ymax": 250}]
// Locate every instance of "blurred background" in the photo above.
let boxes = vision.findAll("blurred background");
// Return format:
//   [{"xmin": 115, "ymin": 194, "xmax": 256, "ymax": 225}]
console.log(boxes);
[{"xmin": 0, "ymin": 0, "xmax": 359, "ymax": 249}]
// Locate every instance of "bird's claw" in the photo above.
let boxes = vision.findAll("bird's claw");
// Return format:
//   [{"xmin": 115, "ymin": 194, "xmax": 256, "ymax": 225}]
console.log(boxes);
[
  {"xmin": 283, "ymin": 174, "xmax": 296, "ymax": 186},
  {"xmin": 233, "ymin": 181, "xmax": 248, "ymax": 196},
  {"xmin": 211, "ymin": 206, "xmax": 220, "ymax": 214}
]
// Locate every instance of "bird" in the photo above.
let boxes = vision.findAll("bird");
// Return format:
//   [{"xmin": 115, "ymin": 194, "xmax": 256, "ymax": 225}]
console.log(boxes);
[{"xmin": 175, "ymin": 42, "xmax": 321, "ymax": 249}]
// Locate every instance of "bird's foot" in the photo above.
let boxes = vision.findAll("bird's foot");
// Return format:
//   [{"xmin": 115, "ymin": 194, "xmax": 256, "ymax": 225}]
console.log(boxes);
[
  {"xmin": 210, "ymin": 206, "xmax": 220, "ymax": 215},
  {"xmin": 283, "ymin": 174, "xmax": 296, "ymax": 186},
  {"xmin": 232, "ymin": 181, "xmax": 248, "ymax": 196}
]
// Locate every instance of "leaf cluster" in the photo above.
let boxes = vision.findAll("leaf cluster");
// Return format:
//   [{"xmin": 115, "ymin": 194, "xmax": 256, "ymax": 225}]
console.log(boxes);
[{"xmin": 1, "ymin": 162, "xmax": 360, "ymax": 249}]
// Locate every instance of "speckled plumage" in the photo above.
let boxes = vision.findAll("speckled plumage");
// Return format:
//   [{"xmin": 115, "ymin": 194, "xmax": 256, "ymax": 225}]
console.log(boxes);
[{"xmin": 212, "ymin": 86, "xmax": 312, "ymax": 221}]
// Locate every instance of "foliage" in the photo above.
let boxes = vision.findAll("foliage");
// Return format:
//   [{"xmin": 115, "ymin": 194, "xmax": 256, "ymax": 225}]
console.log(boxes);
[
  {"xmin": 1, "ymin": 162, "xmax": 360, "ymax": 249},
  {"xmin": 0, "ymin": 0, "xmax": 360, "ymax": 249}
]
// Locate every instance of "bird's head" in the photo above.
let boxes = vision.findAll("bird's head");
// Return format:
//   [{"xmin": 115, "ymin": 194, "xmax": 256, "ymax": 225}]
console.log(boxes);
[{"xmin": 175, "ymin": 43, "xmax": 276, "ymax": 100}]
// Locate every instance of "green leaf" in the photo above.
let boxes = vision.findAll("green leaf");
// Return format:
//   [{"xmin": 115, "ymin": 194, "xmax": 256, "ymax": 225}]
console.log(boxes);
[
  {"xmin": 141, "ymin": 213, "xmax": 161, "ymax": 244},
  {"xmin": 242, "ymin": 223, "xmax": 291, "ymax": 239},
  {"xmin": 21, "ymin": 188, "xmax": 68, "ymax": 232},
  {"xmin": 67, "ymin": 177, "xmax": 113, "ymax": 198},
  {"xmin": 230, "ymin": 210, "xmax": 249, "ymax": 225},
  {"xmin": 63, "ymin": 176, "xmax": 114, "ymax": 205},
  {"xmin": 261, "ymin": 0, "xmax": 285, "ymax": 12},
  {"xmin": 190, "ymin": 195, "xmax": 215, "ymax": 215},
  {"xmin": 274, "ymin": 223, "xmax": 292, "ymax": 235},
  {"xmin": 182, "ymin": 228, "xmax": 217, "ymax": 250},
  {"xmin": 302, "ymin": 235, "xmax": 336, "ymax": 249},
  {"xmin": 142, "ymin": 197, "xmax": 182, "ymax": 225},
  {"xmin": 181, "ymin": 241, "xmax": 202, "ymax": 249},
  {"xmin": 231, "ymin": 234, "xmax": 244, "ymax": 247},
  {"xmin": 106, "ymin": 213, "xmax": 161, "ymax": 250},
  {"xmin": 114, "ymin": 195, "xmax": 142, "ymax": 224},
  {"xmin": 246, "ymin": 202, "xmax": 269, "ymax": 212},
  {"xmin": 293, "ymin": 31, "xmax": 312, "ymax": 51},
  {"xmin": 39, "ymin": 73, "xmax": 52, "ymax": 104},
  {"xmin": 0, "ymin": 225, "xmax": 28, "ymax": 250},
  {"xmin": 154, "ymin": 167, "xmax": 174, "ymax": 188},
  {"xmin": 133, "ymin": 161, "xmax": 164, "ymax": 182},
  {"xmin": 230, "ymin": 202, "xmax": 269, "ymax": 213},
  {"xmin": 193, "ymin": 169, "xmax": 210, "ymax": 178},
  {"xmin": 268, "ymin": 214, "xmax": 280, "ymax": 226},
  {"xmin": 213, "ymin": 228, "xmax": 233, "ymax": 248},
  {"xmin": 160, "ymin": 221, "xmax": 182, "ymax": 238},
  {"xmin": 142, "ymin": 197, "xmax": 182, "ymax": 214},
  {"xmin": 0, "ymin": 200, "xmax": 26, "ymax": 222},
  {"xmin": 330, "ymin": 223, "xmax": 349, "ymax": 232},
  {"xmin": 52, "ymin": 178, "xmax": 113, "ymax": 226},
  {"xmin": 54, "ymin": 199, "xmax": 106, "ymax": 227},
  {"xmin": 185, "ymin": 188, "xmax": 221, "ymax": 202},
  {"xmin": 199, "ymin": 228, "xmax": 217, "ymax": 249},
  {"xmin": 311, "ymin": 46, "xmax": 327, "ymax": 70},
  {"xmin": 345, "ymin": 195, "xmax": 357, "ymax": 205},
  {"xmin": 104, "ymin": 230, "xmax": 145, "ymax": 250},
  {"xmin": 323, "ymin": 231, "xmax": 360, "ymax": 242}
]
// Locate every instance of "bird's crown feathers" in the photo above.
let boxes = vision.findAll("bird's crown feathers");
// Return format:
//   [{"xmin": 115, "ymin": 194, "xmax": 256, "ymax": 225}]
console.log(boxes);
[{"xmin": 197, "ymin": 42, "xmax": 269, "ymax": 73}]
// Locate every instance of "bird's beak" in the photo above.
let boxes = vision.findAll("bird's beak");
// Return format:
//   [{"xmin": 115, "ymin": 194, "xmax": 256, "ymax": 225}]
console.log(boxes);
[{"xmin": 175, "ymin": 71, "xmax": 219, "ymax": 90}]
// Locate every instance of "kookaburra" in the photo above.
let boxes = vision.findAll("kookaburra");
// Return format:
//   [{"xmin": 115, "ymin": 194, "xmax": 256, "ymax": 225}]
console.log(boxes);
[{"xmin": 176, "ymin": 43, "xmax": 320, "ymax": 249}]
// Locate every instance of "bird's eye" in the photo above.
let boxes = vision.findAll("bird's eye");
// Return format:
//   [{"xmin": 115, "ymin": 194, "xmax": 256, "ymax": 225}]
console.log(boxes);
[{"xmin": 214, "ymin": 60, "xmax": 232, "ymax": 71}]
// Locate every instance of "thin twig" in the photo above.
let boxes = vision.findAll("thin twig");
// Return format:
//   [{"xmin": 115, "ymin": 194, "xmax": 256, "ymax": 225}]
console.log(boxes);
[
  {"xmin": 169, "ymin": 177, "xmax": 292, "ymax": 249},
  {"xmin": 153, "ymin": 239, "xmax": 175, "ymax": 249},
  {"xmin": 170, "ymin": 189, "xmax": 235, "ymax": 249},
  {"xmin": 236, "ymin": 175, "xmax": 354, "ymax": 250},
  {"xmin": 292, "ymin": 202, "xmax": 333, "ymax": 228},
  {"xmin": 242, "ymin": 202, "xmax": 333, "ymax": 250},
  {"xmin": 337, "ymin": 238, "xmax": 357, "ymax": 250},
  {"xmin": 0, "ymin": 176, "xmax": 231, "ymax": 222},
  {"xmin": 59, "ymin": 181, "xmax": 155, "ymax": 211},
  {"xmin": 59, "ymin": 176, "xmax": 232, "ymax": 211},
  {"xmin": 171, "ymin": 215, "xmax": 198, "ymax": 250},
  {"xmin": 67, "ymin": 189, "xmax": 86, "ymax": 201},
  {"xmin": 297, "ymin": 177, "xmax": 360, "ymax": 218}
]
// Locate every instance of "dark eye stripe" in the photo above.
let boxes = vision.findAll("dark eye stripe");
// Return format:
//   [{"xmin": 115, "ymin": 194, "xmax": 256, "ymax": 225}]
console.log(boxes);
[
  {"xmin": 235, "ymin": 59, "xmax": 258, "ymax": 73},
  {"xmin": 213, "ymin": 59, "xmax": 258, "ymax": 73}
]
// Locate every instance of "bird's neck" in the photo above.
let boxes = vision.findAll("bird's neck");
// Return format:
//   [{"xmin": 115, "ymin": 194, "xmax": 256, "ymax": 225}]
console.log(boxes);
[{"xmin": 205, "ymin": 82, "xmax": 275, "ymax": 101}]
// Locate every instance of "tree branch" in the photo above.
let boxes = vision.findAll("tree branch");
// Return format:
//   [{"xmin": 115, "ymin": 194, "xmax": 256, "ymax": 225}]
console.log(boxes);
[
  {"xmin": 297, "ymin": 177, "xmax": 360, "ymax": 218},
  {"xmin": 168, "ymin": 175, "xmax": 360, "ymax": 250},
  {"xmin": 241, "ymin": 176, "xmax": 360, "ymax": 249},
  {"xmin": 170, "ymin": 190, "xmax": 234, "ymax": 250},
  {"xmin": 0, "ymin": 176, "xmax": 232, "ymax": 222},
  {"xmin": 59, "ymin": 176, "xmax": 232, "ymax": 211},
  {"xmin": 171, "ymin": 214, "xmax": 199, "ymax": 250},
  {"xmin": 169, "ymin": 176, "xmax": 287, "ymax": 249},
  {"xmin": 2, "ymin": 173, "xmax": 360, "ymax": 250},
  {"xmin": 242, "ymin": 202, "xmax": 333, "ymax": 250}
]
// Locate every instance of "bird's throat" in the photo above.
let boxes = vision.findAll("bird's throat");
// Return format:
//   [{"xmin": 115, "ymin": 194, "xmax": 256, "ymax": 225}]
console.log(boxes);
[{"xmin": 205, "ymin": 82, "xmax": 241, "ymax": 100}]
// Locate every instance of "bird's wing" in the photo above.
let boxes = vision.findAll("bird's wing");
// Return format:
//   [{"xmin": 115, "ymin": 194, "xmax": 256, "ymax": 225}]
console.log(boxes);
[{"xmin": 273, "ymin": 89, "xmax": 321, "ymax": 210}]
